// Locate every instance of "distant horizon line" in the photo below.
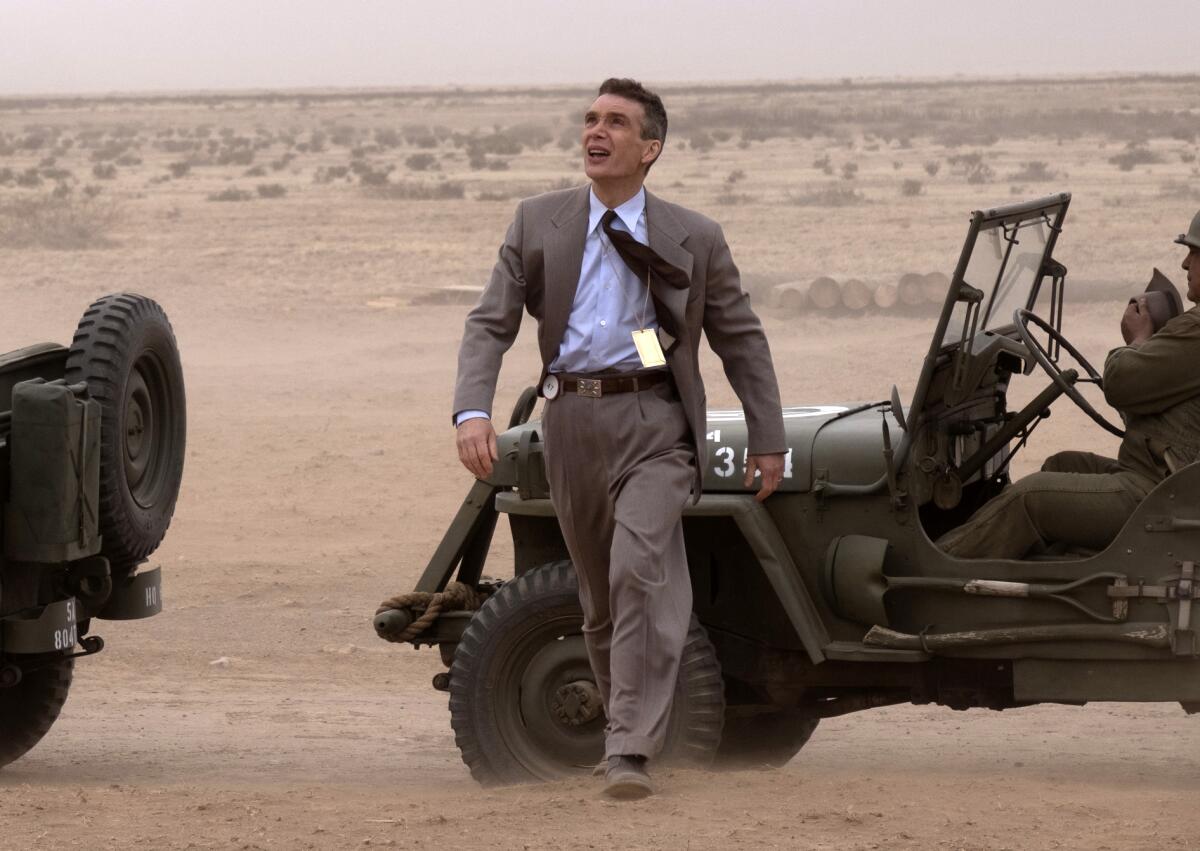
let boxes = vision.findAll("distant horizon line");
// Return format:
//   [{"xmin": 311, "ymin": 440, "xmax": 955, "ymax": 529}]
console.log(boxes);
[{"xmin": 2, "ymin": 70, "xmax": 1198, "ymax": 103}]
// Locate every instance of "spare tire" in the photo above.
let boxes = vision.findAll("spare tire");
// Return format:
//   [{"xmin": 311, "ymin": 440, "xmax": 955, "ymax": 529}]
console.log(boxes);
[{"xmin": 66, "ymin": 294, "xmax": 186, "ymax": 570}]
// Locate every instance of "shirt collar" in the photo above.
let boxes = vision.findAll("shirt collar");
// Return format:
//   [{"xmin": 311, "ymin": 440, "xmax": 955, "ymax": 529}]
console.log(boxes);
[{"xmin": 588, "ymin": 186, "xmax": 645, "ymax": 237}]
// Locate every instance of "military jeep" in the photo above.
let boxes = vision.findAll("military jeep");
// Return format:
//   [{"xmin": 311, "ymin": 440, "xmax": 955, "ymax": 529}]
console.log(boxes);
[
  {"xmin": 376, "ymin": 193, "xmax": 1200, "ymax": 785},
  {"xmin": 0, "ymin": 294, "xmax": 185, "ymax": 768}
]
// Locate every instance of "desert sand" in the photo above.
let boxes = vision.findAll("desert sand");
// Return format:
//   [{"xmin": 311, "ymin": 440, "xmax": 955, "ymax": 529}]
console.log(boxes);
[{"xmin": 2, "ymin": 77, "xmax": 1199, "ymax": 849}]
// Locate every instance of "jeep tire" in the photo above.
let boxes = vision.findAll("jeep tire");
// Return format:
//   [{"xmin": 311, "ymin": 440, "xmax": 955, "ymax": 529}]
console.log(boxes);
[
  {"xmin": 66, "ymin": 293, "xmax": 186, "ymax": 570},
  {"xmin": 0, "ymin": 658, "xmax": 74, "ymax": 769},
  {"xmin": 449, "ymin": 560, "xmax": 725, "ymax": 785},
  {"xmin": 716, "ymin": 706, "xmax": 819, "ymax": 768}
]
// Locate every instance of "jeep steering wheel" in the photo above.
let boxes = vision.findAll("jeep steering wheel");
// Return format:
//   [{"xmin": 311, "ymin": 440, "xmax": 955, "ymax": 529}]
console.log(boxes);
[{"xmin": 1014, "ymin": 308, "xmax": 1125, "ymax": 437}]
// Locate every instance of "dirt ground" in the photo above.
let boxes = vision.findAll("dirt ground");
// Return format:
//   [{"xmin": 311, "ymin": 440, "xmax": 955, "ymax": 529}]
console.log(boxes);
[{"xmin": 3, "ymin": 79, "xmax": 1200, "ymax": 849}]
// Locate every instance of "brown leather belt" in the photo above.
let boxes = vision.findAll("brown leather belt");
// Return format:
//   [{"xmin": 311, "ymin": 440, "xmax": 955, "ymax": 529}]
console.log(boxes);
[{"xmin": 545, "ymin": 371, "xmax": 669, "ymax": 399}]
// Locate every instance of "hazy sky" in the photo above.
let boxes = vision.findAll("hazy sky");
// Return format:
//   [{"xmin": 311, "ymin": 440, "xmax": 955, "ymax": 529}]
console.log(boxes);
[{"xmin": 3, "ymin": 0, "xmax": 1196, "ymax": 95}]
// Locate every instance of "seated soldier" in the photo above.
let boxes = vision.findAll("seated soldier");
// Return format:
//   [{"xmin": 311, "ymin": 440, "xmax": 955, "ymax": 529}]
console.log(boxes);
[{"xmin": 939, "ymin": 211, "xmax": 1200, "ymax": 559}]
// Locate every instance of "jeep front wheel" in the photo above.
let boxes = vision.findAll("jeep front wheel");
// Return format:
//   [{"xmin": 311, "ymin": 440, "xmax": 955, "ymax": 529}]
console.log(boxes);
[{"xmin": 448, "ymin": 560, "xmax": 725, "ymax": 785}]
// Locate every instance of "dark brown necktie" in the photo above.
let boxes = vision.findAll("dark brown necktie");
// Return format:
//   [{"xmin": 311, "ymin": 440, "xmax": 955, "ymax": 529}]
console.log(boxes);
[
  {"xmin": 601, "ymin": 209, "xmax": 687, "ymax": 339},
  {"xmin": 600, "ymin": 210, "xmax": 689, "ymax": 290}
]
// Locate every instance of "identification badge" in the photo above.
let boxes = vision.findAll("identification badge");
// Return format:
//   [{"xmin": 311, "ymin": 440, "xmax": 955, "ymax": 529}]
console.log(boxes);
[{"xmin": 632, "ymin": 329, "xmax": 666, "ymax": 367}]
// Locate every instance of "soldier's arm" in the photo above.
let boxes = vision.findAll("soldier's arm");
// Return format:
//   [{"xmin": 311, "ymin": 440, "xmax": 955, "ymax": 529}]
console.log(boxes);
[
  {"xmin": 1103, "ymin": 314, "xmax": 1200, "ymax": 415},
  {"xmin": 701, "ymin": 223, "xmax": 786, "ymax": 456},
  {"xmin": 452, "ymin": 202, "xmax": 528, "ymax": 420}
]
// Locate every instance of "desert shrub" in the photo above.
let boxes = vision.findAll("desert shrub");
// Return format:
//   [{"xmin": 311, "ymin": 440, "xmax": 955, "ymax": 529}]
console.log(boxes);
[
  {"xmin": 892, "ymin": 160, "xmax": 903, "ymax": 170},
  {"xmin": 405, "ymin": 153, "xmax": 439, "ymax": 172},
  {"xmin": 158, "ymin": 139, "xmax": 199, "ymax": 154},
  {"xmin": 0, "ymin": 191, "xmax": 122, "ymax": 249},
  {"xmin": 270, "ymin": 153, "xmax": 296, "ymax": 171},
  {"xmin": 689, "ymin": 131, "xmax": 715, "ymax": 152},
  {"xmin": 19, "ymin": 132, "xmax": 50, "ymax": 151},
  {"xmin": 726, "ymin": 169, "xmax": 746, "ymax": 184},
  {"xmin": 965, "ymin": 163, "xmax": 994, "ymax": 184},
  {"xmin": 1158, "ymin": 181, "xmax": 1200, "ymax": 200},
  {"xmin": 92, "ymin": 163, "xmax": 117, "ymax": 179},
  {"xmin": 115, "ymin": 153, "xmax": 141, "ymax": 166},
  {"xmin": 216, "ymin": 147, "xmax": 254, "ymax": 166},
  {"xmin": 714, "ymin": 191, "xmax": 754, "ymax": 205},
  {"xmin": 1109, "ymin": 143, "xmax": 1163, "ymax": 171},
  {"xmin": 350, "ymin": 160, "xmax": 392, "ymax": 186},
  {"xmin": 41, "ymin": 167, "xmax": 72, "ymax": 181},
  {"xmin": 16, "ymin": 168, "xmax": 42, "ymax": 188},
  {"xmin": 329, "ymin": 125, "xmax": 357, "ymax": 147},
  {"xmin": 557, "ymin": 126, "xmax": 578, "ymax": 150},
  {"xmin": 712, "ymin": 129, "xmax": 732, "ymax": 143},
  {"xmin": 900, "ymin": 179, "xmax": 924, "ymax": 197},
  {"xmin": 256, "ymin": 183, "xmax": 287, "ymax": 198},
  {"xmin": 1182, "ymin": 151, "xmax": 1197, "ymax": 164},
  {"xmin": 948, "ymin": 152, "xmax": 994, "ymax": 184},
  {"xmin": 244, "ymin": 165, "xmax": 267, "ymax": 177},
  {"xmin": 167, "ymin": 161, "xmax": 191, "ymax": 178},
  {"xmin": 0, "ymin": 167, "xmax": 13, "ymax": 186},
  {"xmin": 470, "ymin": 132, "xmax": 522, "ymax": 156},
  {"xmin": 841, "ymin": 162, "xmax": 859, "ymax": 180},
  {"xmin": 813, "ymin": 154, "xmax": 833, "ymax": 175},
  {"xmin": 365, "ymin": 181, "xmax": 464, "ymax": 200},
  {"xmin": 206, "ymin": 188, "xmax": 253, "ymax": 202},
  {"xmin": 789, "ymin": 185, "xmax": 866, "ymax": 207},
  {"xmin": 924, "ymin": 160, "xmax": 941, "ymax": 177},
  {"xmin": 1009, "ymin": 161, "xmax": 1057, "ymax": 182},
  {"xmin": 486, "ymin": 158, "xmax": 510, "ymax": 171},
  {"xmin": 504, "ymin": 122, "xmax": 553, "ymax": 150},
  {"xmin": 313, "ymin": 165, "xmax": 350, "ymax": 183},
  {"xmin": 90, "ymin": 142, "xmax": 132, "ymax": 162},
  {"xmin": 374, "ymin": 128, "xmax": 402, "ymax": 148}
]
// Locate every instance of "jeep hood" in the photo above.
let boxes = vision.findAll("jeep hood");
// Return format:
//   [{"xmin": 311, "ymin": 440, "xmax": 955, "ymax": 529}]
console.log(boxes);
[{"xmin": 702, "ymin": 404, "xmax": 888, "ymax": 493}]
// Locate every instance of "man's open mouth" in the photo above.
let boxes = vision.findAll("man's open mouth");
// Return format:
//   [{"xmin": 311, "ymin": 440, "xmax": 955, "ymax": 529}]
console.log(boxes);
[{"xmin": 587, "ymin": 147, "xmax": 610, "ymax": 161}]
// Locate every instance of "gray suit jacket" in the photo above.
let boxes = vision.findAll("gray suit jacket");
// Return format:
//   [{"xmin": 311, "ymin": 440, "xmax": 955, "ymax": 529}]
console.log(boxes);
[{"xmin": 453, "ymin": 185, "xmax": 785, "ymax": 498}]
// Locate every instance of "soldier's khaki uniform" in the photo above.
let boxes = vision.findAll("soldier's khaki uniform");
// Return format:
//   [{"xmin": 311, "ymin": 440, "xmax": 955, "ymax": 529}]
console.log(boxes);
[{"xmin": 939, "ymin": 305, "xmax": 1200, "ymax": 559}]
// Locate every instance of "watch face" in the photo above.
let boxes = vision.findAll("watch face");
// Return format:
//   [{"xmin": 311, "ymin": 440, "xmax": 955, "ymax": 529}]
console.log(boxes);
[{"xmin": 542, "ymin": 374, "xmax": 560, "ymax": 400}]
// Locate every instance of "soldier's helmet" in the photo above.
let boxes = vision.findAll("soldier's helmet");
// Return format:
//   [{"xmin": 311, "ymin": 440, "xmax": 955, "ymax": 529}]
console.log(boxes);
[{"xmin": 1175, "ymin": 209, "xmax": 1200, "ymax": 250}]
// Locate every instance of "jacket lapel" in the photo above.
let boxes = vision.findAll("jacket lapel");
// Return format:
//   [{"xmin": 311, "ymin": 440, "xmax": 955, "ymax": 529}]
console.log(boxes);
[
  {"xmin": 645, "ymin": 190, "xmax": 693, "ymax": 341},
  {"xmin": 541, "ymin": 186, "xmax": 590, "ymax": 364}
]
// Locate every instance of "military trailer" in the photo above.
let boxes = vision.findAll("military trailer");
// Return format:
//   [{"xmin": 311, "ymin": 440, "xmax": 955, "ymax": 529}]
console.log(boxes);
[
  {"xmin": 0, "ymin": 294, "xmax": 185, "ymax": 768},
  {"xmin": 376, "ymin": 193, "xmax": 1200, "ymax": 784}
]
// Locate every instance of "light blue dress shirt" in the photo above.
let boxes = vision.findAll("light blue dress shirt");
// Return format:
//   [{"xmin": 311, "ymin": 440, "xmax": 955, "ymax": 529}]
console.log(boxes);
[{"xmin": 456, "ymin": 187, "xmax": 660, "ymax": 425}]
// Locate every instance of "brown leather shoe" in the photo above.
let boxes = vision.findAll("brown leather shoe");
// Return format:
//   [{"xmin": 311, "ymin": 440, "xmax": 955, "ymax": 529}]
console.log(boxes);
[{"xmin": 603, "ymin": 755, "xmax": 653, "ymax": 800}]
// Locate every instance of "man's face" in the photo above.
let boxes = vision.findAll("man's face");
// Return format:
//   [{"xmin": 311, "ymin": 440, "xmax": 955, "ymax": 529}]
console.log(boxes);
[
  {"xmin": 581, "ymin": 94, "xmax": 660, "ymax": 184},
  {"xmin": 1183, "ymin": 246, "xmax": 1200, "ymax": 304}
]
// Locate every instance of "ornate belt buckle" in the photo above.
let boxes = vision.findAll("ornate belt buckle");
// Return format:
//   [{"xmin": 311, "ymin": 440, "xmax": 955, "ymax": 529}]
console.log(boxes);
[
  {"xmin": 542, "ymin": 374, "xmax": 560, "ymax": 400},
  {"xmin": 577, "ymin": 378, "xmax": 602, "ymax": 398}
]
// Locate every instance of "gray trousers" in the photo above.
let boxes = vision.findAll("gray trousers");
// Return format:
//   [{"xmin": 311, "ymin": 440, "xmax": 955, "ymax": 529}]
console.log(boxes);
[
  {"xmin": 541, "ymin": 379, "xmax": 695, "ymax": 760},
  {"xmin": 938, "ymin": 451, "xmax": 1153, "ymax": 559}
]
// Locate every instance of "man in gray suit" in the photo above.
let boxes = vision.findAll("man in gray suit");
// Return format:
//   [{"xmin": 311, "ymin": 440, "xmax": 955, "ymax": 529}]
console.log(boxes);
[{"xmin": 453, "ymin": 78, "xmax": 786, "ymax": 798}]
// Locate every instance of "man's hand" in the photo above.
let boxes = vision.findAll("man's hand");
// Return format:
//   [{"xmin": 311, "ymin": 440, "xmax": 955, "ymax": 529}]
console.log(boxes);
[
  {"xmin": 457, "ymin": 417, "xmax": 498, "ymax": 480},
  {"xmin": 1121, "ymin": 296, "xmax": 1155, "ymax": 345},
  {"xmin": 745, "ymin": 452, "xmax": 786, "ymax": 502}
]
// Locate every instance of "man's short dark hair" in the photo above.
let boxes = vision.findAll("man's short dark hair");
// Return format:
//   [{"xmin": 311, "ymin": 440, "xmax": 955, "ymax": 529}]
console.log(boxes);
[{"xmin": 597, "ymin": 77, "xmax": 667, "ymax": 170}]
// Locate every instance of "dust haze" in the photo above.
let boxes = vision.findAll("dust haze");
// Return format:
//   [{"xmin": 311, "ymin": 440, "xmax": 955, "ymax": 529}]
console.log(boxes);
[{"xmin": 2, "ymin": 14, "xmax": 1200, "ymax": 849}]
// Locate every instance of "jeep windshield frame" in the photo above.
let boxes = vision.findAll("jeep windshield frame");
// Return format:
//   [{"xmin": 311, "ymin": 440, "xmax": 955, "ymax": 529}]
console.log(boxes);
[{"xmin": 906, "ymin": 193, "xmax": 1071, "ymax": 432}]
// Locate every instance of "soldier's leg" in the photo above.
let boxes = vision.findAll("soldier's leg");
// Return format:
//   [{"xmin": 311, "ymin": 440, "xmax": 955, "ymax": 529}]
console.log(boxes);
[
  {"xmin": 938, "ymin": 471, "xmax": 1141, "ymax": 559},
  {"xmin": 541, "ymin": 395, "xmax": 617, "ymax": 707},
  {"xmin": 601, "ymin": 383, "xmax": 695, "ymax": 759},
  {"xmin": 1042, "ymin": 451, "xmax": 1121, "ymax": 475}
]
